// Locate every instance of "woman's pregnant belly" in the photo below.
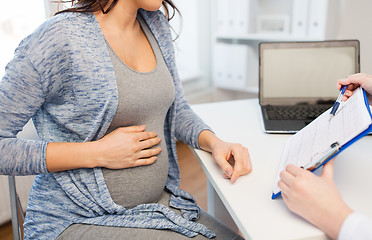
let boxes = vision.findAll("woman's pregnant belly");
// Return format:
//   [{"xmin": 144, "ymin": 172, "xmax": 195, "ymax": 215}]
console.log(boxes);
[{"xmin": 101, "ymin": 133, "xmax": 169, "ymax": 209}]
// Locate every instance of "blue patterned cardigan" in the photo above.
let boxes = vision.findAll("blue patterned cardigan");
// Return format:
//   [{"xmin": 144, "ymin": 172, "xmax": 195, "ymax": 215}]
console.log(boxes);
[{"xmin": 0, "ymin": 9, "xmax": 215, "ymax": 239}]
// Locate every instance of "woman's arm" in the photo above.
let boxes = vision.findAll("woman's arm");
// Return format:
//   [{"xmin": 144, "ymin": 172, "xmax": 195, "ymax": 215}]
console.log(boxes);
[
  {"xmin": 0, "ymin": 45, "xmax": 49, "ymax": 175},
  {"xmin": 198, "ymin": 130, "xmax": 252, "ymax": 183},
  {"xmin": 46, "ymin": 125, "xmax": 161, "ymax": 172}
]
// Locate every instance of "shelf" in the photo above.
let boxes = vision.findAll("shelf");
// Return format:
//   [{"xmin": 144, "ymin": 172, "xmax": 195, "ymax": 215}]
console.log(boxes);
[
  {"xmin": 245, "ymin": 86, "xmax": 259, "ymax": 93},
  {"xmin": 212, "ymin": 0, "xmax": 338, "ymax": 93},
  {"xmin": 216, "ymin": 34, "xmax": 325, "ymax": 42},
  {"xmin": 215, "ymin": 84, "xmax": 258, "ymax": 93}
]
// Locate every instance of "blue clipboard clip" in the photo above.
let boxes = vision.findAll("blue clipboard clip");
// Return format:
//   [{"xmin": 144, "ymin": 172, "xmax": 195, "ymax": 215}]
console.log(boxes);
[{"xmin": 302, "ymin": 142, "xmax": 340, "ymax": 171}]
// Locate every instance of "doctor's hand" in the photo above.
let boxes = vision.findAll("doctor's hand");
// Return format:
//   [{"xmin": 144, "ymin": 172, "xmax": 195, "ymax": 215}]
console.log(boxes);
[
  {"xmin": 337, "ymin": 73, "xmax": 372, "ymax": 102},
  {"xmin": 198, "ymin": 130, "xmax": 252, "ymax": 183},
  {"xmin": 278, "ymin": 160, "xmax": 352, "ymax": 240}
]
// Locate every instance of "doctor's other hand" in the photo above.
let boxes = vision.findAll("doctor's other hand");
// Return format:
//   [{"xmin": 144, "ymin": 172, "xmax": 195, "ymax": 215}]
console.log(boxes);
[
  {"xmin": 278, "ymin": 160, "xmax": 352, "ymax": 240},
  {"xmin": 211, "ymin": 141, "xmax": 252, "ymax": 183},
  {"xmin": 337, "ymin": 73, "xmax": 372, "ymax": 102},
  {"xmin": 95, "ymin": 125, "xmax": 161, "ymax": 169}
]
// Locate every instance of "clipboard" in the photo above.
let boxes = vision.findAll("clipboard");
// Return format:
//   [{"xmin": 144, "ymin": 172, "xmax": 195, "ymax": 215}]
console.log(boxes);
[{"xmin": 272, "ymin": 87, "xmax": 372, "ymax": 199}]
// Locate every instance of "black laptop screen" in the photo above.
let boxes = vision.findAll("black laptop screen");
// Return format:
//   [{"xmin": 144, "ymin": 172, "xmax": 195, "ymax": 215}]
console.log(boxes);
[{"xmin": 259, "ymin": 40, "xmax": 360, "ymax": 105}]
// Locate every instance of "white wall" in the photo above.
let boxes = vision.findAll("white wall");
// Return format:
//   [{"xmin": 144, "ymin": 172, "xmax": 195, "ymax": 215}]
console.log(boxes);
[
  {"xmin": 169, "ymin": 0, "xmax": 212, "ymax": 99},
  {"xmin": 170, "ymin": 0, "xmax": 201, "ymax": 81},
  {"xmin": 338, "ymin": 0, "xmax": 372, "ymax": 74},
  {"xmin": 0, "ymin": 0, "xmax": 45, "ymax": 79}
]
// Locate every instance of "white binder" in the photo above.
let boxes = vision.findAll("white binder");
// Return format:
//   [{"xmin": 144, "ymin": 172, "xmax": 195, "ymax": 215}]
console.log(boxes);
[
  {"xmin": 308, "ymin": 0, "xmax": 328, "ymax": 39},
  {"xmin": 233, "ymin": 0, "xmax": 250, "ymax": 35},
  {"xmin": 214, "ymin": 43, "xmax": 250, "ymax": 90},
  {"xmin": 291, "ymin": 0, "xmax": 309, "ymax": 37},
  {"xmin": 216, "ymin": 0, "xmax": 229, "ymax": 36},
  {"xmin": 213, "ymin": 43, "xmax": 229, "ymax": 88},
  {"xmin": 232, "ymin": 44, "xmax": 248, "ymax": 89}
]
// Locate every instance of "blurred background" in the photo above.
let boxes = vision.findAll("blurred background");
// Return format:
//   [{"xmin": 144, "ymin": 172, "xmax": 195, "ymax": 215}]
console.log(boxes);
[{"xmin": 1, "ymin": 0, "xmax": 372, "ymax": 236}]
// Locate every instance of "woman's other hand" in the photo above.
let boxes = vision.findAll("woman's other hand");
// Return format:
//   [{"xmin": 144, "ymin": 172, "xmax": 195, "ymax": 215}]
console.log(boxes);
[
  {"xmin": 337, "ymin": 73, "xmax": 372, "ymax": 102},
  {"xmin": 211, "ymin": 141, "xmax": 252, "ymax": 183},
  {"xmin": 198, "ymin": 130, "xmax": 252, "ymax": 183},
  {"xmin": 278, "ymin": 160, "xmax": 352, "ymax": 239},
  {"xmin": 94, "ymin": 125, "xmax": 161, "ymax": 169}
]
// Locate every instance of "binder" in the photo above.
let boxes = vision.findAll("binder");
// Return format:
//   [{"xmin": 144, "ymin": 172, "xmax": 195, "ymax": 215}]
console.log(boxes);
[
  {"xmin": 234, "ymin": 0, "xmax": 250, "ymax": 35},
  {"xmin": 291, "ymin": 0, "xmax": 309, "ymax": 37},
  {"xmin": 216, "ymin": 0, "xmax": 229, "ymax": 36},
  {"xmin": 232, "ymin": 44, "xmax": 248, "ymax": 89},
  {"xmin": 272, "ymin": 88, "xmax": 372, "ymax": 199},
  {"xmin": 213, "ymin": 42, "xmax": 230, "ymax": 88},
  {"xmin": 227, "ymin": 0, "xmax": 237, "ymax": 35},
  {"xmin": 307, "ymin": 0, "xmax": 328, "ymax": 39}
]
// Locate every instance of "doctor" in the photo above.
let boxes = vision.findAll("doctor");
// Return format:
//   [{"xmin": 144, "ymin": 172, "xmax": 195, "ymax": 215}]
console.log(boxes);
[{"xmin": 279, "ymin": 73, "xmax": 372, "ymax": 239}]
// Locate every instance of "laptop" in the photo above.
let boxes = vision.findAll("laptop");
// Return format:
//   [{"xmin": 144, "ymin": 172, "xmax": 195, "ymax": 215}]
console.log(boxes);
[{"xmin": 259, "ymin": 40, "xmax": 360, "ymax": 133}]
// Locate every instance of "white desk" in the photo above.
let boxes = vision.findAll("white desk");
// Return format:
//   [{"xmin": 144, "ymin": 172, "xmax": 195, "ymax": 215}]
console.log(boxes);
[{"xmin": 191, "ymin": 99, "xmax": 372, "ymax": 240}]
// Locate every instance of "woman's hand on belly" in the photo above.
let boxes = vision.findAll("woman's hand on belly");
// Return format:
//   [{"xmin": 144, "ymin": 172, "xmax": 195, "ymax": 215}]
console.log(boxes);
[
  {"xmin": 93, "ymin": 125, "xmax": 162, "ymax": 169},
  {"xmin": 45, "ymin": 125, "xmax": 161, "ymax": 172}
]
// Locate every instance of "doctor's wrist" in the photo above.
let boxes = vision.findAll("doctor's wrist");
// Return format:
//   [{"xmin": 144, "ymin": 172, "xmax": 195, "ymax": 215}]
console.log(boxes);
[{"xmin": 316, "ymin": 204, "xmax": 353, "ymax": 240}]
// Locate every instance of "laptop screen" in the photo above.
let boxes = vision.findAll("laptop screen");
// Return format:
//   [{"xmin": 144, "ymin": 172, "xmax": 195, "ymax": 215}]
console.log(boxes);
[{"xmin": 259, "ymin": 40, "xmax": 360, "ymax": 105}]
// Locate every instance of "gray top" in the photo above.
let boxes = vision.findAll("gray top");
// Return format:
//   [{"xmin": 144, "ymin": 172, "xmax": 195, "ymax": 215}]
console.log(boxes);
[{"xmin": 102, "ymin": 15, "xmax": 175, "ymax": 209}]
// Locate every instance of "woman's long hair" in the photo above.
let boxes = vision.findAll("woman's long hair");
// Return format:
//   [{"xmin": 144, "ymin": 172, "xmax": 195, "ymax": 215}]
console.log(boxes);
[{"xmin": 55, "ymin": 0, "xmax": 179, "ymax": 21}]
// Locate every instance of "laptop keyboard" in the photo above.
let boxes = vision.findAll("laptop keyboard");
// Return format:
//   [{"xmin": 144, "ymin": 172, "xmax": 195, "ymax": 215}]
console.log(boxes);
[{"xmin": 265, "ymin": 105, "xmax": 331, "ymax": 120}]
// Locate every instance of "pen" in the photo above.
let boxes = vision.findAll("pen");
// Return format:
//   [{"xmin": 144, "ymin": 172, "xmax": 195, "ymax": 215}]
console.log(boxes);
[
  {"xmin": 329, "ymin": 85, "xmax": 348, "ymax": 119},
  {"xmin": 303, "ymin": 142, "xmax": 340, "ymax": 171}
]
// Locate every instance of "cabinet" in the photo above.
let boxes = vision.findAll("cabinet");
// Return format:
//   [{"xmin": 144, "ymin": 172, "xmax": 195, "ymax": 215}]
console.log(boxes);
[{"xmin": 212, "ymin": 0, "xmax": 340, "ymax": 92}]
